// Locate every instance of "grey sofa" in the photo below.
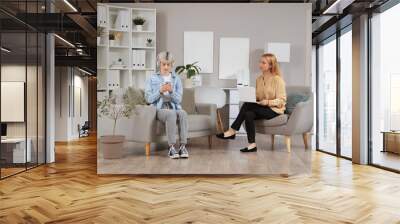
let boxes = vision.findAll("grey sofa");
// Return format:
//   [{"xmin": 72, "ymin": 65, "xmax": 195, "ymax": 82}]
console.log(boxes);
[
  {"xmin": 243, "ymin": 86, "xmax": 313, "ymax": 152},
  {"xmin": 127, "ymin": 88, "xmax": 217, "ymax": 156}
]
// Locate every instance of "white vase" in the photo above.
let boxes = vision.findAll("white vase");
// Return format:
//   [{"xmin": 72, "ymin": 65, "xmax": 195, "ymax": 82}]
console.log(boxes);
[
  {"xmin": 184, "ymin": 78, "xmax": 193, "ymax": 88},
  {"xmin": 135, "ymin": 25, "xmax": 143, "ymax": 31},
  {"xmin": 109, "ymin": 40, "xmax": 115, "ymax": 46},
  {"xmin": 192, "ymin": 75, "xmax": 202, "ymax": 87},
  {"xmin": 97, "ymin": 37, "xmax": 101, "ymax": 45}
]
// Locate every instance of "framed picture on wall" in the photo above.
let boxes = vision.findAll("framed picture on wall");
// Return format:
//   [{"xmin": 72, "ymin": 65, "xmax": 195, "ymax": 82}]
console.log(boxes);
[
  {"xmin": 219, "ymin": 37, "xmax": 250, "ymax": 80},
  {"xmin": 184, "ymin": 31, "xmax": 214, "ymax": 73}
]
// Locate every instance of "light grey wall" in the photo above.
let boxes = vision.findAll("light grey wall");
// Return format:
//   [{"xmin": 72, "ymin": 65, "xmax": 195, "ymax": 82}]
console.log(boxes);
[{"xmin": 115, "ymin": 3, "xmax": 312, "ymax": 87}]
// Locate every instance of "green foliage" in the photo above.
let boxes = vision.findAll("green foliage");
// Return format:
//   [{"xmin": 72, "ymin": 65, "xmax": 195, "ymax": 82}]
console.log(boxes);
[
  {"xmin": 97, "ymin": 88, "xmax": 146, "ymax": 135},
  {"xmin": 133, "ymin": 17, "xmax": 146, "ymax": 25},
  {"xmin": 175, "ymin": 62, "xmax": 201, "ymax": 79}
]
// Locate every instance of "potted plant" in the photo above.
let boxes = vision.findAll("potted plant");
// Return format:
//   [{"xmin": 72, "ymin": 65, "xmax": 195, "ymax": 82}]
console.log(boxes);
[
  {"xmin": 133, "ymin": 17, "xmax": 146, "ymax": 31},
  {"xmin": 146, "ymin": 38, "xmax": 153, "ymax": 47},
  {"xmin": 109, "ymin": 33, "xmax": 116, "ymax": 46},
  {"xmin": 175, "ymin": 62, "xmax": 201, "ymax": 88},
  {"xmin": 97, "ymin": 90, "xmax": 137, "ymax": 159}
]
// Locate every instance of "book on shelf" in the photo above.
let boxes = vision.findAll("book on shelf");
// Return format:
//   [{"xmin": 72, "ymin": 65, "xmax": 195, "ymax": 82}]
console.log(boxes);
[{"xmin": 132, "ymin": 50, "xmax": 146, "ymax": 69}]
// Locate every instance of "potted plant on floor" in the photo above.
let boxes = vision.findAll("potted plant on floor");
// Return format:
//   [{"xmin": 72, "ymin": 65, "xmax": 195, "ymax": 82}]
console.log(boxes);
[
  {"xmin": 175, "ymin": 62, "xmax": 201, "ymax": 88},
  {"xmin": 98, "ymin": 89, "xmax": 144, "ymax": 159},
  {"xmin": 133, "ymin": 17, "xmax": 146, "ymax": 31}
]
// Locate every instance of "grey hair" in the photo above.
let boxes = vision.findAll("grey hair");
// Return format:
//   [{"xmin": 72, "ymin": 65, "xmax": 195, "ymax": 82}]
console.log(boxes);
[{"xmin": 157, "ymin": 51, "xmax": 175, "ymax": 66}]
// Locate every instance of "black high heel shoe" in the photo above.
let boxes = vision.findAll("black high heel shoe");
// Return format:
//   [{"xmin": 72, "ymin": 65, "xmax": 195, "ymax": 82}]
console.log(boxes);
[
  {"xmin": 240, "ymin": 147, "xmax": 258, "ymax": 152},
  {"xmin": 216, "ymin": 133, "xmax": 236, "ymax": 140}
]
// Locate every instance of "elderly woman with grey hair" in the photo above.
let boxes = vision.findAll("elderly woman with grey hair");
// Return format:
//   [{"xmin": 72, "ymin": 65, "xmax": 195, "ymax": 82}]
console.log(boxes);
[{"xmin": 144, "ymin": 51, "xmax": 189, "ymax": 159}]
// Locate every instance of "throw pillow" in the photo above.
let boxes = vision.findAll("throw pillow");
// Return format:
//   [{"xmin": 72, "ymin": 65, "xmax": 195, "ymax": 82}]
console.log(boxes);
[
  {"xmin": 285, "ymin": 94, "xmax": 309, "ymax": 114},
  {"xmin": 181, "ymin": 88, "xmax": 196, "ymax": 114}
]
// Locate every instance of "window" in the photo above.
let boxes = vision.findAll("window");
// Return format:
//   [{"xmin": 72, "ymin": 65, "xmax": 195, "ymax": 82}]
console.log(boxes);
[
  {"xmin": 370, "ymin": 3, "xmax": 400, "ymax": 171},
  {"xmin": 340, "ymin": 28, "xmax": 352, "ymax": 158},
  {"xmin": 317, "ymin": 36, "xmax": 337, "ymax": 154}
]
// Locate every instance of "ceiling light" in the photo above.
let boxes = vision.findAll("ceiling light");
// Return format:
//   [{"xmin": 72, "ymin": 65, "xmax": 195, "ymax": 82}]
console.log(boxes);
[
  {"xmin": 323, "ymin": 0, "xmax": 343, "ymax": 14},
  {"xmin": 54, "ymin": 34, "xmax": 75, "ymax": 48},
  {"xmin": 63, "ymin": 0, "xmax": 78, "ymax": 12},
  {"xmin": 1, "ymin": 47, "xmax": 11, "ymax": 53},
  {"xmin": 322, "ymin": 0, "xmax": 354, "ymax": 15},
  {"xmin": 78, "ymin": 67, "xmax": 93, "ymax": 76}
]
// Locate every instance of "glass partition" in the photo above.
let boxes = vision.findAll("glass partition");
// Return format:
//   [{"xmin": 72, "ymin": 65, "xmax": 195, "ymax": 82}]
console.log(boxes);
[
  {"xmin": 370, "ymin": 3, "xmax": 400, "ymax": 171},
  {"xmin": 339, "ymin": 28, "xmax": 352, "ymax": 158},
  {"xmin": 317, "ymin": 36, "xmax": 337, "ymax": 154},
  {"xmin": 0, "ymin": 1, "xmax": 46, "ymax": 179}
]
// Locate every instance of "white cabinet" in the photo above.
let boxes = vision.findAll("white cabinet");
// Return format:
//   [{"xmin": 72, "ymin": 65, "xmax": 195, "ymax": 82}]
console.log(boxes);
[{"xmin": 97, "ymin": 5, "xmax": 107, "ymax": 28}]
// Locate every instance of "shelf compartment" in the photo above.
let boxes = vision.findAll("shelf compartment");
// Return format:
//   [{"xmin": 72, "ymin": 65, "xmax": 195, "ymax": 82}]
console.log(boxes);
[
  {"xmin": 109, "ymin": 7, "xmax": 130, "ymax": 32},
  {"xmin": 132, "ymin": 9, "xmax": 156, "ymax": 32}
]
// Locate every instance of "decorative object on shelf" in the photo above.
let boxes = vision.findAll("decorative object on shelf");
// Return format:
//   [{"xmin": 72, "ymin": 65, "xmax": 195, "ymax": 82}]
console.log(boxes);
[
  {"xmin": 98, "ymin": 89, "xmax": 143, "ymax": 159},
  {"xmin": 133, "ymin": 16, "xmax": 146, "ymax": 31},
  {"xmin": 111, "ymin": 58, "xmax": 126, "ymax": 69},
  {"xmin": 97, "ymin": 28, "xmax": 104, "ymax": 45},
  {"xmin": 109, "ymin": 33, "xmax": 116, "ymax": 46},
  {"xmin": 116, "ymin": 58, "xmax": 123, "ymax": 65},
  {"xmin": 175, "ymin": 62, "xmax": 201, "ymax": 88},
  {"xmin": 114, "ymin": 32, "xmax": 123, "ymax": 46},
  {"xmin": 146, "ymin": 38, "xmax": 153, "ymax": 47}
]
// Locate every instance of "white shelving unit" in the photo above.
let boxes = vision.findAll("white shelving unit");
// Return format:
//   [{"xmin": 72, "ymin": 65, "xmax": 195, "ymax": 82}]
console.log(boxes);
[{"xmin": 97, "ymin": 4, "xmax": 157, "ymax": 91}]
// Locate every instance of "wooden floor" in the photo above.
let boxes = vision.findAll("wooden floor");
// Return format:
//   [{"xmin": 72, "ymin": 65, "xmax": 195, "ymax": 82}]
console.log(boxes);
[
  {"xmin": 98, "ymin": 135, "xmax": 311, "ymax": 175},
  {"xmin": 1, "ymin": 135, "xmax": 400, "ymax": 223}
]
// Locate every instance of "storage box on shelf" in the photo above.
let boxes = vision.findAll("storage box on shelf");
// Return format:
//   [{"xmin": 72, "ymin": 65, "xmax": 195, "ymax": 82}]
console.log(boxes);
[
  {"xmin": 97, "ymin": 5, "xmax": 156, "ymax": 90},
  {"xmin": 97, "ymin": 5, "xmax": 108, "ymax": 28}
]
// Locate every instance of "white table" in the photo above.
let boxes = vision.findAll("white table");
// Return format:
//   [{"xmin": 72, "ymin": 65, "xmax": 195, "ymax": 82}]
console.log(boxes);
[
  {"xmin": 222, "ymin": 87, "xmax": 246, "ymax": 134},
  {"xmin": 1, "ymin": 138, "xmax": 32, "ymax": 163}
]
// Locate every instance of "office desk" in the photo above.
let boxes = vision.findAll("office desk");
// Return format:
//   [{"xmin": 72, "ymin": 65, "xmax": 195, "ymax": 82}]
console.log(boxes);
[
  {"xmin": 382, "ymin": 131, "xmax": 400, "ymax": 154},
  {"xmin": 1, "ymin": 138, "xmax": 32, "ymax": 163}
]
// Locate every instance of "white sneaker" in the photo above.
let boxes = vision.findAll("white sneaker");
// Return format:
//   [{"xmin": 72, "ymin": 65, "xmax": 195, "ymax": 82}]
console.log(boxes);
[
  {"xmin": 178, "ymin": 145, "xmax": 189, "ymax": 158},
  {"xmin": 168, "ymin": 145, "xmax": 179, "ymax": 159}
]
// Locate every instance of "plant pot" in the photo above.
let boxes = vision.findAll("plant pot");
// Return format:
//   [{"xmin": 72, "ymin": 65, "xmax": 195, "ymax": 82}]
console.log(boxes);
[
  {"xmin": 135, "ymin": 25, "xmax": 143, "ymax": 31},
  {"xmin": 184, "ymin": 78, "xmax": 193, "ymax": 88},
  {"xmin": 109, "ymin": 40, "xmax": 115, "ymax": 46},
  {"xmin": 100, "ymin": 135, "xmax": 125, "ymax": 159},
  {"xmin": 192, "ymin": 75, "xmax": 202, "ymax": 87},
  {"xmin": 146, "ymin": 42, "xmax": 153, "ymax": 47},
  {"xmin": 97, "ymin": 37, "xmax": 101, "ymax": 45}
]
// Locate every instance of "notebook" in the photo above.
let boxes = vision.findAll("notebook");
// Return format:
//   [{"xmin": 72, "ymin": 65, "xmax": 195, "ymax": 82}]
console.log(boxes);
[{"xmin": 238, "ymin": 86, "xmax": 256, "ymax": 103}]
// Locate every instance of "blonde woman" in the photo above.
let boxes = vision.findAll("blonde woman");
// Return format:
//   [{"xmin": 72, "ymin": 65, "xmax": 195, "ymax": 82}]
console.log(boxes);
[{"xmin": 216, "ymin": 53, "xmax": 287, "ymax": 152}]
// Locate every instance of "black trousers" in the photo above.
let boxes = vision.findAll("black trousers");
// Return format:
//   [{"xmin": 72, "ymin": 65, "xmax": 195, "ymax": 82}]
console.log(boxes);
[{"xmin": 231, "ymin": 102, "xmax": 279, "ymax": 143}]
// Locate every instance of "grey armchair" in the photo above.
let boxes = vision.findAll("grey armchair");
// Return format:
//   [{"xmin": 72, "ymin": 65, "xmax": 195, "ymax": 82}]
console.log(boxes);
[
  {"xmin": 127, "ymin": 88, "xmax": 217, "ymax": 156},
  {"xmin": 243, "ymin": 86, "xmax": 313, "ymax": 152}
]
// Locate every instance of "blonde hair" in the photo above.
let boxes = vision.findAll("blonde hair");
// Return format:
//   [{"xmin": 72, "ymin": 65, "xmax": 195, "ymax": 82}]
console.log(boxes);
[{"xmin": 261, "ymin": 53, "xmax": 282, "ymax": 76}]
